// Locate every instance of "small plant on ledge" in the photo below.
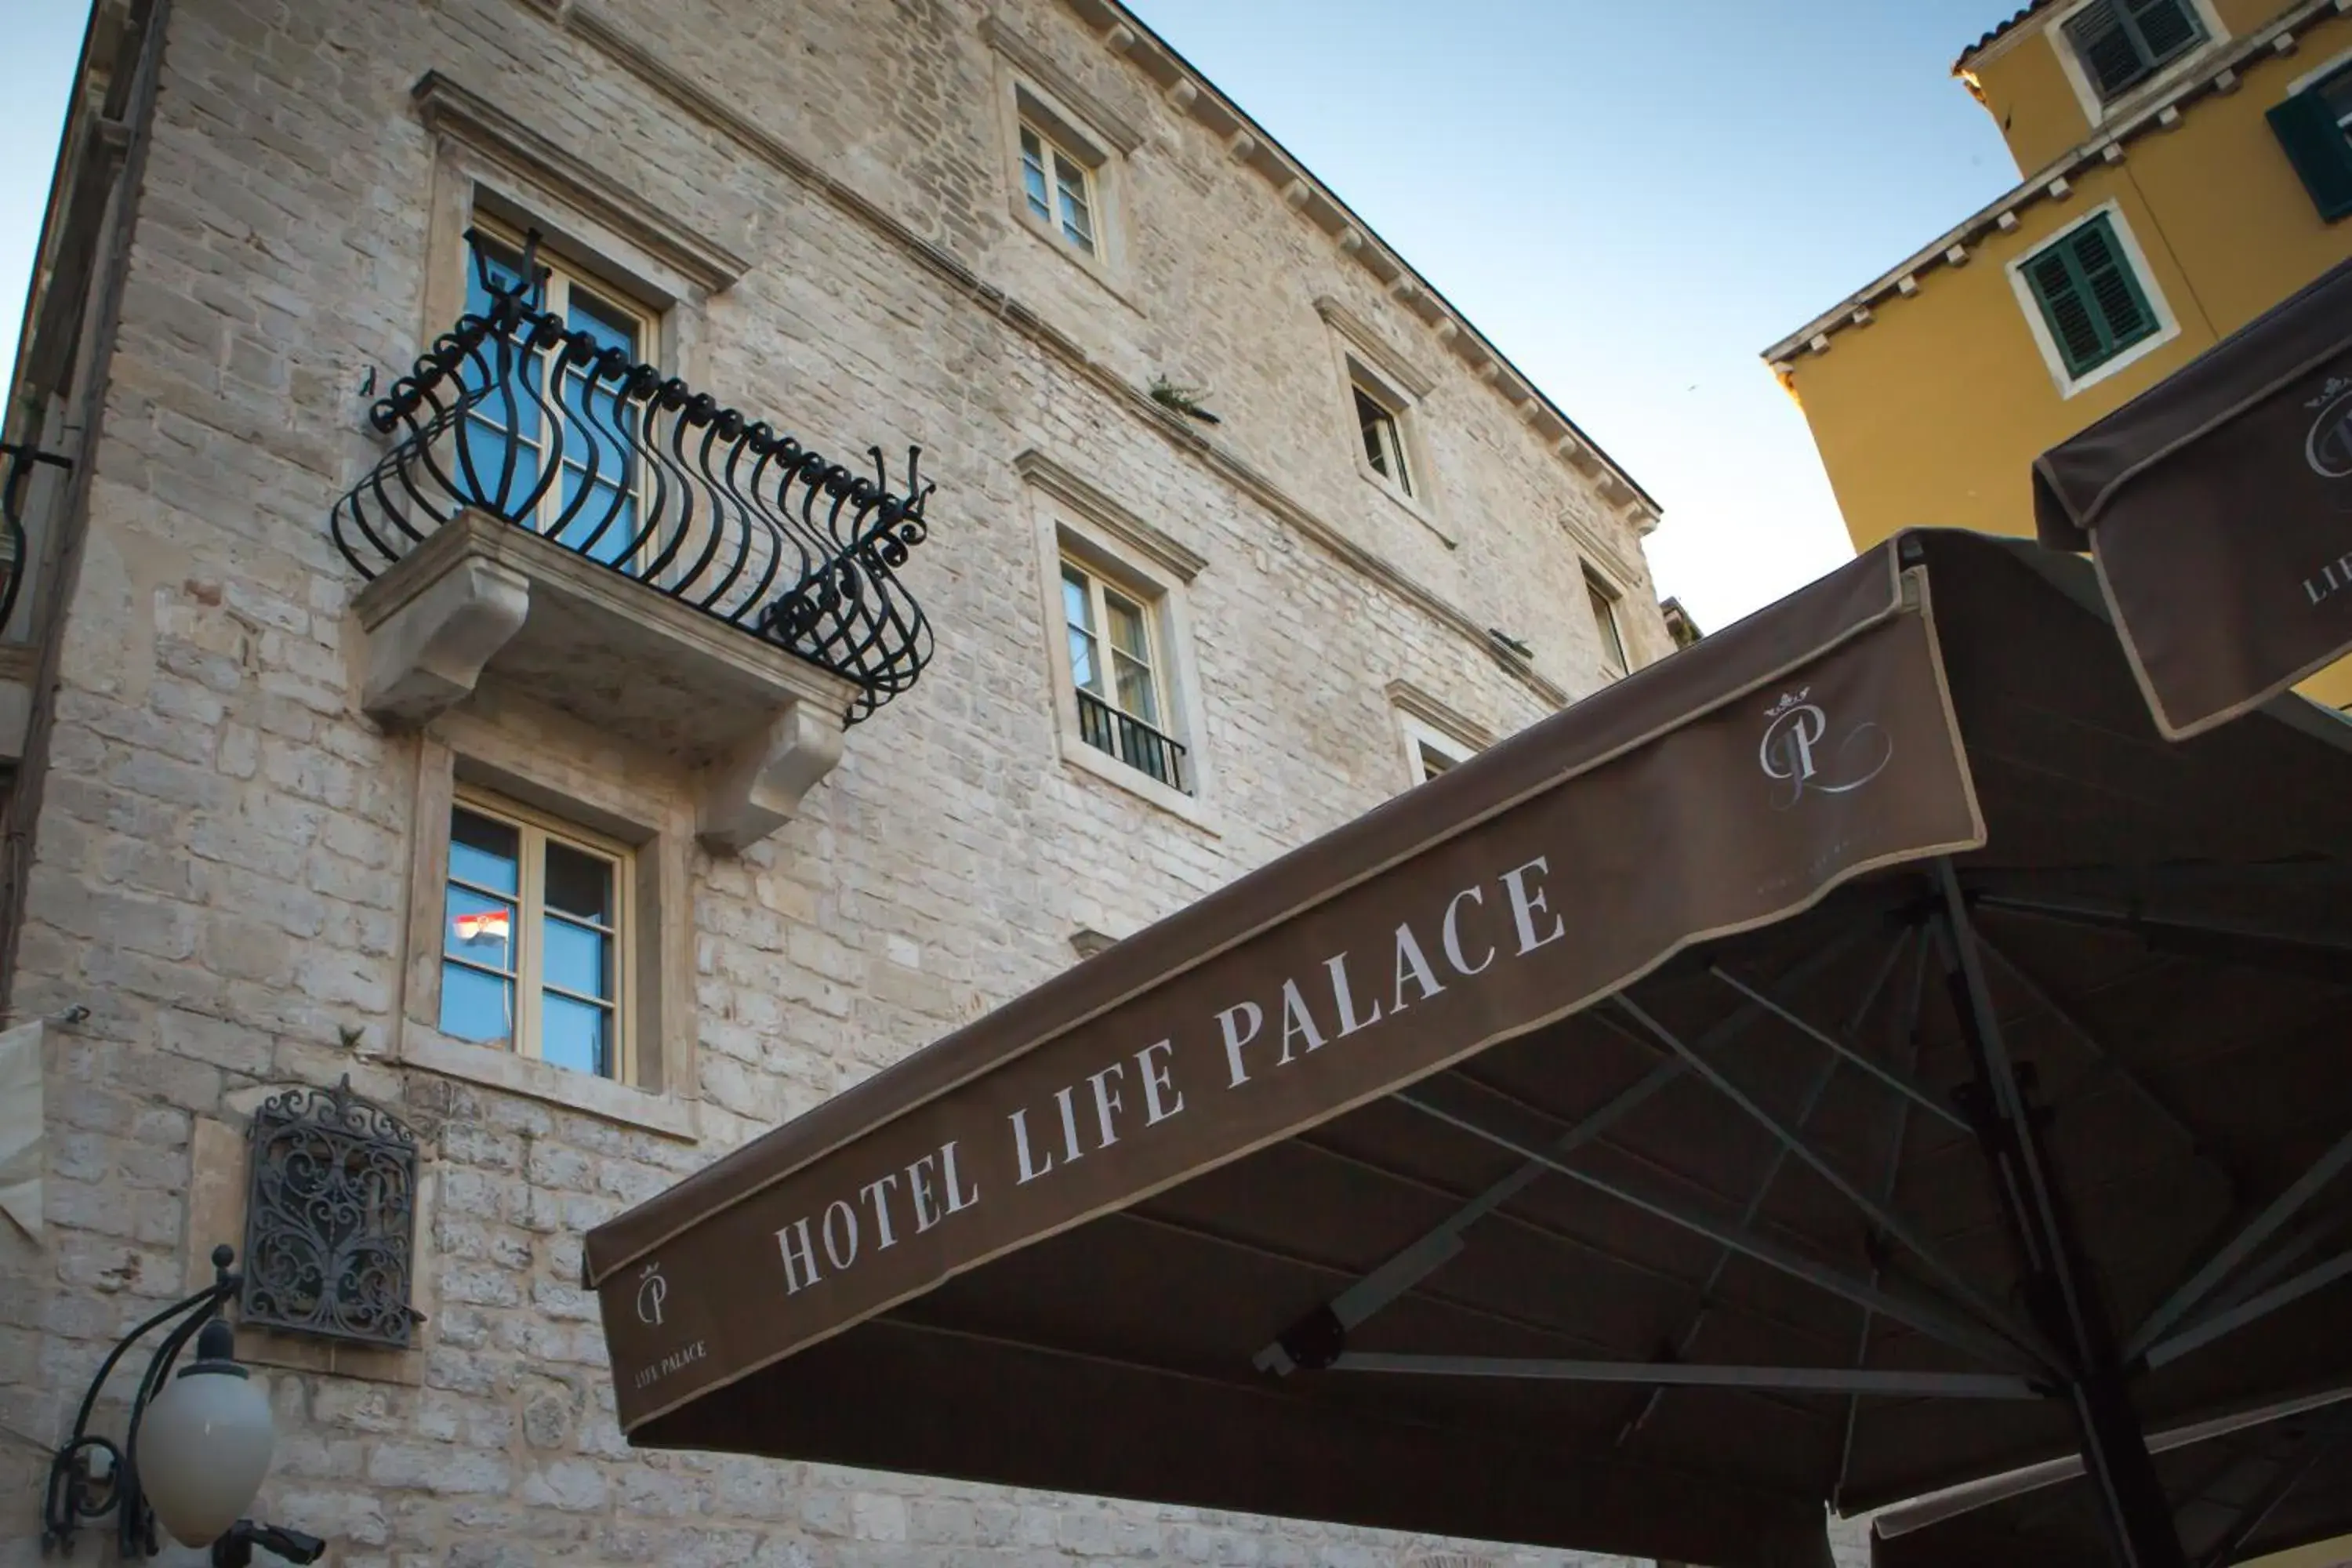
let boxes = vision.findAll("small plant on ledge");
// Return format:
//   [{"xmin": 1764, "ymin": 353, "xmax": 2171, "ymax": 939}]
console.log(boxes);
[{"xmin": 1149, "ymin": 376, "xmax": 1221, "ymax": 425}]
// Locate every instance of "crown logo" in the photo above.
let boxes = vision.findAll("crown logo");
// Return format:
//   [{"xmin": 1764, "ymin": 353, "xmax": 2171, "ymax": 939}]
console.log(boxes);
[{"xmin": 1764, "ymin": 688, "xmax": 1811, "ymax": 720}]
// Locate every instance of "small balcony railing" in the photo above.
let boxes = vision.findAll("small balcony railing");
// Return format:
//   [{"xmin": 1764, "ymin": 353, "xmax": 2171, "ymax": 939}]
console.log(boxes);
[
  {"xmin": 1076, "ymin": 688, "xmax": 1189, "ymax": 793},
  {"xmin": 330, "ymin": 231, "xmax": 937, "ymax": 722}
]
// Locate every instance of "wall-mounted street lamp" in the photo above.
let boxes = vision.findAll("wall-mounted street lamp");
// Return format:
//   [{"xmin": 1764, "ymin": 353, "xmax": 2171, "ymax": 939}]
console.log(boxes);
[{"xmin": 41, "ymin": 1244, "xmax": 325, "ymax": 1566}]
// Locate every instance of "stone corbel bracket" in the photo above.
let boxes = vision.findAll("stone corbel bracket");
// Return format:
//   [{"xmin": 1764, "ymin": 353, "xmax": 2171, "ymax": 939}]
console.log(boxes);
[{"xmin": 352, "ymin": 511, "xmax": 857, "ymax": 854}]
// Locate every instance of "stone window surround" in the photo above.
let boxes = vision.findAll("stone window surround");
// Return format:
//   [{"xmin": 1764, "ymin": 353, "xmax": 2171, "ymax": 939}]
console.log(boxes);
[
  {"xmin": 1386, "ymin": 677, "xmax": 1492, "ymax": 790},
  {"xmin": 393, "ymin": 702, "xmax": 701, "ymax": 1144},
  {"xmin": 2003, "ymin": 198, "xmax": 2182, "ymax": 399},
  {"xmin": 413, "ymin": 70, "xmax": 747, "ymax": 390},
  {"xmin": 982, "ymin": 23, "xmax": 1141, "ymax": 307},
  {"xmin": 2044, "ymin": 0, "xmax": 2230, "ymax": 131},
  {"xmin": 1016, "ymin": 450, "xmax": 1219, "ymax": 833},
  {"xmin": 1316, "ymin": 297, "xmax": 1450, "ymax": 547}
]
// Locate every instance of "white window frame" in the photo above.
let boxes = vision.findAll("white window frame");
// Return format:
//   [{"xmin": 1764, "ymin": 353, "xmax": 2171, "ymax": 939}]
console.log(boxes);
[
  {"xmin": 1019, "ymin": 118, "xmax": 1102, "ymax": 258},
  {"xmin": 1060, "ymin": 554, "xmax": 1184, "ymax": 789},
  {"xmin": 397, "ymin": 716, "xmax": 700, "ymax": 1142},
  {"xmin": 1018, "ymin": 453, "xmax": 1214, "ymax": 829},
  {"xmin": 1316, "ymin": 297, "xmax": 1448, "ymax": 543},
  {"xmin": 1584, "ymin": 567, "xmax": 1629, "ymax": 679},
  {"xmin": 460, "ymin": 216, "xmax": 661, "ymax": 557},
  {"xmin": 440, "ymin": 786, "xmax": 636, "ymax": 1084},
  {"xmin": 988, "ymin": 56, "xmax": 1134, "ymax": 299},
  {"xmin": 2286, "ymin": 45, "xmax": 2352, "ymax": 110},
  {"xmin": 1400, "ymin": 714, "xmax": 1476, "ymax": 786},
  {"xmin": 2004, "ymin": 200, "xmax": 2182, "ymax": 399},
  {"xmin": 2044, "ymin": 0, "xmax": 2227, "ymax": 129}
]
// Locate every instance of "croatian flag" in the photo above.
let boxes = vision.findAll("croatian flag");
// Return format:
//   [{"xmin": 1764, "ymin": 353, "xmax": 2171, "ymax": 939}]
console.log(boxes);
[{"xmin": 452, "ymin": 909, "xmax": 511, "ymax": 945}]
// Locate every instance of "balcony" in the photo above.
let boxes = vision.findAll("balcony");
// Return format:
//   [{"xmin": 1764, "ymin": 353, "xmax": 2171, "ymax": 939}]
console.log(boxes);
[{"xmin": 331, "ymin": 234, "xmax": 941, "ymax": 850}]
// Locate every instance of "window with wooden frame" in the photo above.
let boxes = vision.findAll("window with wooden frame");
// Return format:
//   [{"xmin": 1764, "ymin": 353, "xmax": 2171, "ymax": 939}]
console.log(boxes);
[
  {"xmin": 2020, "ymin": 214, "xmax": 2160, "ymax": 379},
  {"xmin": 1019, "ymin": 119, "xmax": 1099, "ymax": 257},
  {"xmin": 1061, "ymin": 556, "xmax": 1186, "ymax": 792},
  {"xmin": 2063, "ymin": 0, "xmax": 2204, "ymax": 103},
  {"xmin": 439, "ymin": 790, "xmax": 632, "ymax": 1082},
  {"xmin": 1353, "ymin": 379, "xmax": 1414, "ymax": 498},
  {"xmin": 461, "ymin": 220, "xmax": 658, "ymax": 567},
  {"xmin": 1586, "ymin": 569, "xmax": 1628, "ymax": 677}
]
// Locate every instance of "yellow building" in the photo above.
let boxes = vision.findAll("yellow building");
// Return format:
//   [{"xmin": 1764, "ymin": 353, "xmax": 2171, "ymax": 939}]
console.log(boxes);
[{"xmin": 1766, "ymin": 0, "xmax": 2352, "ymax": 708}]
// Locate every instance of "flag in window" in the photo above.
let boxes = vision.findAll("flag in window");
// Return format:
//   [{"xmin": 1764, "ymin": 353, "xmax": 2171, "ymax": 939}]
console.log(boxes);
[{"xmin": 452, "ymin": 909, "xmax": 511, "ymax": 945}]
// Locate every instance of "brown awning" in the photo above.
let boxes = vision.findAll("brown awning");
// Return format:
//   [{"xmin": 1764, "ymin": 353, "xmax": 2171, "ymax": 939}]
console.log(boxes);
[
  {"xmin": 1869, "ymin": 1386, "xmax": 2352, "ymax": 1568},
  {"xmin": 2034, "ymin": 256, "xmax": 2352, "ymax": 741},
  {"xmin": 585, "ymin": 531, "xmax": 2352, "ymax": 1568}
]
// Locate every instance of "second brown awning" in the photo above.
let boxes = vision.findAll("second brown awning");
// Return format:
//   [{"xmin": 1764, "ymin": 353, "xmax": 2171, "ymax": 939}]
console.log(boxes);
[{"xmin": 2034, "ymin": 255, "xmax": 2352, "ymax": 740}]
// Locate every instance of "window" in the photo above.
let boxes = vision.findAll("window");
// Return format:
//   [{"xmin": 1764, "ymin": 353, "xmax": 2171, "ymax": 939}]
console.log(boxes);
[
  {"xmin": 460, "ymin": 223, "xmax": 655, "ymax": 567},
  {"xmin": 1019, "ymin": 121, "xmax": 1098, "ymax": 256},
  {"xmin": 1586, "ymin": 570, "xmax": 1628, "ymax": 677},
  {"xmin": 1062, "ymin": 557, "xmax": 1186, "ymax": 791},
  {"xmin": 1354, "ymin": 383, "xmax": 1414, "ymax": 497},
  {"xmin": 2020, "ymin": 214, "xmax": 2161, "ymax": 379},
  {"xmin": 439, "ymin": 792, "xmax": 631, "ymax": 1081},
  {"xmin": 2063, "ymin": 0, "xmax": 2204, "ymax": 103},
  {"xmin": 2270, "ymin": 62, "xmax": 2352, "ymax": 223}
]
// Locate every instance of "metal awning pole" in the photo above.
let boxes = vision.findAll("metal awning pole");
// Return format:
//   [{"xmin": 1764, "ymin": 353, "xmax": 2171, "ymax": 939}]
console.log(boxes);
[{"xmin": 1938, "ymin": 861, "xmax": 2188, "ymax": 1568}]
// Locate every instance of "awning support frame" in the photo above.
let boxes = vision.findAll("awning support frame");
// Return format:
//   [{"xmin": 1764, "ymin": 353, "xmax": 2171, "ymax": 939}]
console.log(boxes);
[
  {"xmin": 1327, "ymin": 1352, "xmax": 2042, "ymax": 1401},
  {"xmin": 1939, "ymin": 859, "xmax": 2190, "ymax": 1568}
]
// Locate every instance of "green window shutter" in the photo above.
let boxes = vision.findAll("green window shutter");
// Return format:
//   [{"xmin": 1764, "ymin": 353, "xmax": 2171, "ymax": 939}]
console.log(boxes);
[
  {"xmin": 2125, "ymin": 0, "xmax": 2202, "ymax": 67},
  {"xmin": 2269, "ymin": 87, "xmax": 2352, "ymax": 223},
  {"xmin": 2067, "ymin": 1, "xmax": 2148, "ymax": 99},
  {"xmin": 2024, "ymin": 216, "xmax": 2158, "ymax": 379},
  {"xmin": 2068, "ymin": 219, "xmax": 2158, "ymax": 352}
]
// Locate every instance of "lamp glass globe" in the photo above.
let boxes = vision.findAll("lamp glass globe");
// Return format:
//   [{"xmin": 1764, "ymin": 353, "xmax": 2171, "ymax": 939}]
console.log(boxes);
[{"xmin": 136, "ymin": 1359, "xmax": 274, "ymax": 1547}]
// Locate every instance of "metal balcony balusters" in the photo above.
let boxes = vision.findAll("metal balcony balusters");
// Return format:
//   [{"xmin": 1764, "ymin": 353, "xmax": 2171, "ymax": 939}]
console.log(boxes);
[
  {"xmin": 329, "ymin": 230, "xmax": 938, "ymax": 721},
  {"xmin": 1075, "ymin": 687, "xmax": 1189, "ymax": 793}
]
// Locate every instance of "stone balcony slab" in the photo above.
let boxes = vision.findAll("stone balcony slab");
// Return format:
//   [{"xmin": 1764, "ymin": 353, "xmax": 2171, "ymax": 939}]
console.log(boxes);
[{"xmin": 352, "ymin": 509, "xmax": 855, "ymax": 852}]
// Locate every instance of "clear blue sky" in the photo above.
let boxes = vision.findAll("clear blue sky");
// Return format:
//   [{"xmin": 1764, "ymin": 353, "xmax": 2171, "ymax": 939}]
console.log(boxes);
[{"xmin": 0, "ymin": 2, "xmax": 2024, "ymax": 632}]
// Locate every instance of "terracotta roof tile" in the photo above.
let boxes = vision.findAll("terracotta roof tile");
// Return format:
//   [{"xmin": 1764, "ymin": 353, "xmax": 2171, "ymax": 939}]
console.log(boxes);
[{"xmin": 1955, "ymin": 0, "xmax": 2061, "ymax": 71}]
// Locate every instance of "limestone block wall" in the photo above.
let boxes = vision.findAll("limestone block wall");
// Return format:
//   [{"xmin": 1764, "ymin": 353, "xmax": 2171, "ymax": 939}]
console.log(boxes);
[{"xmin": 0, "ymin": 0, "xmax": 1773, "ymax": 1565}]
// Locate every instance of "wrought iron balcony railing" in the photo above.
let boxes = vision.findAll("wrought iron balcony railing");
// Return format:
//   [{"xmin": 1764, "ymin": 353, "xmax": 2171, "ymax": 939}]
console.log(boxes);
[
  {"xmin": 331, "ymin": 232, "xmax": 937, "ymax": 722},
  {"xmin": 1076, "ymin": 688, "xmax": 1189, "ymax": 793}
]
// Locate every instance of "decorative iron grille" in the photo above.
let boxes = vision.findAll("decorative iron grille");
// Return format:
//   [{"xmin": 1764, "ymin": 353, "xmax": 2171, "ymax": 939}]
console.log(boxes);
[
  {"xmin": 241, "ymin": 1077, "xmax": 421, "ymax": 1348},
  {"xmin": 0, "ymin": 443, "xmax": 71, "ymax": 634},
  {"xmin": 330, "ymin": 230, "xmax": 938, "ymax": 723}
]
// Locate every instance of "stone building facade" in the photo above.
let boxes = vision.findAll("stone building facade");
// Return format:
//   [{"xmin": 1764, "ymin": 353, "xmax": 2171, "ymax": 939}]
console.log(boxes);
[{"xmin": 0, "ymin": 1, "xmax": 1809, "ymax": 1565}]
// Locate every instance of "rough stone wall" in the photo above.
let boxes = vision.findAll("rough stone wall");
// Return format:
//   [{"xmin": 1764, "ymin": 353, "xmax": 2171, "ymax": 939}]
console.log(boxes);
[{"xmin": 0, "ymin": 0, "xmax": 1757, "ymax": 1566}]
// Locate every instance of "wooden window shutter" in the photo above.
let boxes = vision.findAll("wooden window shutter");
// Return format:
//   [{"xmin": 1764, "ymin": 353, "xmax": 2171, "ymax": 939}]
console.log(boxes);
[
  {"xmin": 2027, "ymin": 248, "xmax": 2107, "ymax": 376},
  {"xmin": 2069, "ymin": 220, "xmax": 2157, "ymax": 348},
  {"xmin": 2269, "ymin": 88, "xmax": 2352, "ymax": 223},
  {"xmin": 2067, "ymin": 1, "xmax": 2150, "ymax": 99},
  {"xmin": 2125, "ymin": 0, "xmax": 2201, "ymax": 64}
]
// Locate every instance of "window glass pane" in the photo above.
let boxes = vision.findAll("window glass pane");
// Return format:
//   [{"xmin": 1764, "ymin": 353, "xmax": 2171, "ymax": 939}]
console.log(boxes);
[
  {"xmin": 568, "ymin": 286, "xmax": 641, "ymax": 359},
  {"xmin": 1068, "ymin": 626, "xmax": 1102, "ymax": 695},
  {"xmin": 1054, "ymin": 155, "xmax": 1095, "ymax": 251},
  {"xmin": 1589, "ymin": 580, "xmax": 1626, "ymax": 670},
  {"xmin": 1112, "ymin": 652, "xmax": 1159, "ymax": 724},
  {"xmin": 543, "ymin": 916, "xmax": 612, "ymax": 1000},
  {"xmin": 1104, "ymin": 590, "xmax": 1149, "ymax": 662},
  {"xmin": 445, "ymin": 888, "xmax": 517, "ymax": 968},
  {"xmin": 448, "ymin": 809, "xmax": 520, "ymax": 894},
  {"xmin": 540, "ymin": 993, "xmax": 612, "ymax": 1077},
  {"xmin": 544, "ymin": 840, "xmax": 615, "ymax": 924},
  {"xmin": 1062, "ymin": 567, "xmax": 1096, "ymax": 630},
  {"xmin": 555, "ymin": 466, "xmax": 637, "ymax": 564},
  {"xmin": 439, "ymin": 964, "xmax": 516, "ymax": 1046},
  {"xmin": 1020, "ymin": 127, "xmax": 1052, "ymax": 220},
  {"xmin": 1355, "ymin": 387, "xmax": 1392, "ymax": 476},
  {"xmin": 1421, "ymin": 744, "xmax": 1457, "ymax": 782}
]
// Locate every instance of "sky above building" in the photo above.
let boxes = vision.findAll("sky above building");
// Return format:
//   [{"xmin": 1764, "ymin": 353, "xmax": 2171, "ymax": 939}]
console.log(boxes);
[{"xmin": 0, "ymin": 2, "xmax": 2024, "ymax": 634}]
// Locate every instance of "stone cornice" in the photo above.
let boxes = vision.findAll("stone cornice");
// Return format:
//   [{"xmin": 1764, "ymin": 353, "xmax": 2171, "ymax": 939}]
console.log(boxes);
[
  {"xmin": 1054, "ymin": 0, "xmax": 1661, "ymax": 527},
  {"xmin": 1013, "ymin": 450, "xmax": 1208, "ymax": 581},
  {"xmin": 546, "ymin": 1, "xmax": 1573, "ymax": 713},
  {"xmin": 978, "ymin": 14, "xmax": 1145, "ymax": 154},
  {"xmin": 412, "ymin": 71, "xmax": 749, "ymax": 296},
  {"xmin": 1315, "ymin": 296, "xmax": 1436, "ymax": 400},
  {"xmin": 1764, "ymin": 0, "xmax": 2347, "ymax": 366},
  {"xmin": 1383, "ymin": 678, "xmax": 1497, "ymax": 751}
]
